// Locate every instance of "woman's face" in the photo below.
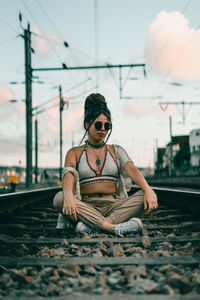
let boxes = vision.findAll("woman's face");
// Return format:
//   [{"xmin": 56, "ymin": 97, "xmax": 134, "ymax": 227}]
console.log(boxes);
[{"xmin": 87, "ymin": 114, "xmax": 111, "ymax": 143}]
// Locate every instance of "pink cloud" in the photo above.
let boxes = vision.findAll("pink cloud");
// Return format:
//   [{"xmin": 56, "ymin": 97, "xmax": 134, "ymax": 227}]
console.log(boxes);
[
  {"xmin": 31, "ymin": 25, "xmax": 61, "ymax": 55},
  {"xmin": 0, "ymin": 85, "xmax": 14, "ymax": 103},
  {"xmin": 16, "ymin": 102, "xmax": 25, "ymax": 116},
  {"xmin": 46, "ymin": 104, "xmax": 83, "ymax": 136},
  {"xmin": 146, "ymin": 11, "xmax": 200, "ymax": 79},
  {"xmin": 123, "ymin": 100, "xmax": 145, "ymax": 117}
]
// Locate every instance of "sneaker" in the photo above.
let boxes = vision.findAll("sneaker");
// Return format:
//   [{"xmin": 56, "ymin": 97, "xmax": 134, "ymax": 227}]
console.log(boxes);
[
  {"xmin": 56, "ymin": 213, "xmax": 75, "ymax": 229},
  {"xmin": 75, "ymin": 221, "xmax": 99, "ymax": 234},
  {"xmin": 114, "ymin": 217, "xmax": 143, "ymax": 237}
]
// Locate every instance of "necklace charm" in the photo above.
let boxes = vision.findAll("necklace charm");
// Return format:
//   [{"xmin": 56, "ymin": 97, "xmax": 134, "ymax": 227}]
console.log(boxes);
[
  {"xmin": 86, "ymin": 142, "xmax": 106, "ymax": 175},
  {"xmin": 96, "ymin": 157, "xmax": 101, "ymax": 167}
]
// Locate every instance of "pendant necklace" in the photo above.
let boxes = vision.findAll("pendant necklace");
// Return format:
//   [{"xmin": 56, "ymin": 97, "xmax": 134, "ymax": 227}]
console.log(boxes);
[{"xmin": 87, "ymin": 143, "xmax": 105, "ymax": 175}]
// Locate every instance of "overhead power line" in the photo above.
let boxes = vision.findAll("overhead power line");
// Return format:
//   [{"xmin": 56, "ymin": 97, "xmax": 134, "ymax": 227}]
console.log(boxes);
[
  {"xmin": 22, "ymin": 0, "xmax": 64, "ymax": 64},
  {"xmin": 159, "ymin": 101, "xmax": 200, "ymax": 124},
  {"xmin": 0, "ymin": 35, "xmax": 19, "ymax": 47}
]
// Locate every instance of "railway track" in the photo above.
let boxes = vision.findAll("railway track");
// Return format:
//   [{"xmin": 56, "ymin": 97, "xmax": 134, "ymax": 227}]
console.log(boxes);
[{"xmin": 0, "ymin": 187, "xmax": 200, "ymax": 299}]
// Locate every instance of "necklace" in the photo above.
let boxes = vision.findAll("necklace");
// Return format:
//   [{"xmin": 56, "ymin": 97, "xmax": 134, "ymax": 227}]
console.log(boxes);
[
  {"xmin": 87, "ymin": 144, "xmax": 106, "ymax": 175},
  {"xmin": 86, "ymin": 140, "xmax": 105, "ymax": 149}
]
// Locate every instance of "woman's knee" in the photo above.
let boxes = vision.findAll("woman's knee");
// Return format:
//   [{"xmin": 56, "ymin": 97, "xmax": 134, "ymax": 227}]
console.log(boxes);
[
  {"xmin": 131, "ymin": 189, "xmax": 144, "ymax": 202},
  {"xmin": 53, "ymin": 191, "xmax": 64, "ymax": 209}
]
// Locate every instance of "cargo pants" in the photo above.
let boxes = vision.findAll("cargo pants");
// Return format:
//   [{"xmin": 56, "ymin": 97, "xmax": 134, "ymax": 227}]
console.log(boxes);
[{"xmin": 53, "ymin": 190, "xmax": 144, "ymax": 230}]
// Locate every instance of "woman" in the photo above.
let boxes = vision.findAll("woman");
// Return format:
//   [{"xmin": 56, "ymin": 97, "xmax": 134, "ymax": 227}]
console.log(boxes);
[{"xmin": 53, "ymin": 93, "xmax": 158, "ymax": 237}]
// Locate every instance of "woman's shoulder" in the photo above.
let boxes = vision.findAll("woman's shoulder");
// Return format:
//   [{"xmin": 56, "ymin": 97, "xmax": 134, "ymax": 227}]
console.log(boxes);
[
  {"xmin": 67, "ymin": 145, "xmax": 85, "ymax": 155},
  {"xmin": 106, "ymin": 144, "xmax": 116, "ymax": 157},
  {"xmin": 107, "ymin": 144, "xmax": 124, "ymax": 152}
]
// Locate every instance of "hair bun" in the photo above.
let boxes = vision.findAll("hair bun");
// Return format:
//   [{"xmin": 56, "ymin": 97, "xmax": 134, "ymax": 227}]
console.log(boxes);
[
  {"xmin": 80, "ymin": 92, "xmax": 112, "ymax": 144},
  {"xmin": 84, "ymin": 93, "xmax": 107, "ymax": 111}
]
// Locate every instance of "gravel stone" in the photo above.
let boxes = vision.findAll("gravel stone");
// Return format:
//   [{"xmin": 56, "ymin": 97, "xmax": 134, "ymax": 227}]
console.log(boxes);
[
  {"xmin": 159, "ymin": 242, "xmax": 173, "ymax": 251},
  {"xmin": 39, "ymin": 267, "xmax": 53, "ymax": 278},
  {"xmin": 166, "ymin": 272, "xmax": 193, "ymax": 294},
  {"xmin": 84, "ymin": 265, "xmax": 97, "ymax": 275},
  {"xmin": 142, "ymin": 236, "xmax": 152, "ymax": 248},
  {"xmin": 107, "ymin": 276, "xmax": 121, "ymax": 289},
  {"xmin": 127, "ymin": 279, "xmax": 159, "ymax": 294},
  {"xmin": 55, "ymin": 247, "xmax": 65, "ymax": 256},
  {"xmin": 110, "ymin": 244, "xmax": 124, "ymax": 257}
]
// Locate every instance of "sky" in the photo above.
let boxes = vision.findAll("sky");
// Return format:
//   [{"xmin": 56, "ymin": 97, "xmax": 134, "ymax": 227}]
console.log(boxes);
[{"xmin": 1, "ymin": 0, "xmax": 200, "ymax": 169}]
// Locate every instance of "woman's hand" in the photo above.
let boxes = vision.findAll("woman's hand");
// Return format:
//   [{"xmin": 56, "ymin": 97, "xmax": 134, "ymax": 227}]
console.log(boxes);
[
  {"xmin": 144, "ymin": 188, "xmax": 158, "ymax": 214},
  {"xmin": 62, "ymin": 194, "xmax": 79, "ymax": 221}
]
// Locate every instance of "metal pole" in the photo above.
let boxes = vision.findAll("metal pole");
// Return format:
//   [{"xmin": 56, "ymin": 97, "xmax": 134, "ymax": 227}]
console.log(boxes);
[
  {"xmin": 155, "ymin": 138, "xmax": 159, "ymax": 175},
  {"xmin": 169, "ymin": 116, "xmax": 173, "ymax": 177},
  {"xmin": 119, "ymin": 66, "xmax": 122, "ymax": 99},
  {"xmin": 33, "ymin": 63, "xmax": 145, "ymax": 72},
  {"xmin": 35, "ymin": 119, "xmax": 38, "ymax": 184},
  {"xmin": 94, "ymin": 0, "xmax": 99, "ymax": 89},
  {"xmin": 24, "ymin": 24, "xmax": 32, "ymax": 188},
  {"xmin": 182, "ymin": 101, "xmax": 185, "ymax": 124},
  {"xmin": 59, "ymin": 86, "xmax": 63, "ymax": 181}
]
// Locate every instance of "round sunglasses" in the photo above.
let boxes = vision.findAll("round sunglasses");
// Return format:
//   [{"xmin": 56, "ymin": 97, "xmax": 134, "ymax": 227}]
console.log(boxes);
[{"xmin": 94, "ymin": 121, "xmax": 112, "ymax": 131}]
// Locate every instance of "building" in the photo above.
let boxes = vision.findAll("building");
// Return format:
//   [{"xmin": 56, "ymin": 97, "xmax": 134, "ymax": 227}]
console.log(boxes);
[
  {"xmin": 189, "ymin": 129, "xmax": 200, "ymax": 167},
  {"xmin": 154, "ymin": 148, "xmax": 166, "ymax": 175},
  {"xmin": 163, "ymin": 135, "xmax": 189, "ymax": 169},
  {"xmin": 155, "ymin": 135, "xmax": 190, "ymax": 176}
]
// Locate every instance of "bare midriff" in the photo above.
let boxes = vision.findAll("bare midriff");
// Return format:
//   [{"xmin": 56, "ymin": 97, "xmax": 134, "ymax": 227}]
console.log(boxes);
[{"xmin": 80, "ymin": 182, "xmax": 117, "ymax": 195}]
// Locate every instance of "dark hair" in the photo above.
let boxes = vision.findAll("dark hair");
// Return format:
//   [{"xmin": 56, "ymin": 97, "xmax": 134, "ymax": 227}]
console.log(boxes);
[
  {"xmin": 80, "ymin": 93, "xmax": 112, "ymax": 144},
  {"xmin": 84, "ymin": 93, "xmax": 111, "ymax": 128}
]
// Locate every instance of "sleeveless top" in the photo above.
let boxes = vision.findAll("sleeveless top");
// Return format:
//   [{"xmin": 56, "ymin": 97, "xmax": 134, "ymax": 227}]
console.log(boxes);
[{"xmin": 77, "ymin": 148, "xmax": 119, "ymax": 186}]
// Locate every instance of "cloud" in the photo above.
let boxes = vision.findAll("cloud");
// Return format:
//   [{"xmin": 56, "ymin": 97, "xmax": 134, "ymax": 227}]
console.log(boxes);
[
  {"xmin": 16, "ymin": 102, "xmax": 25, "ymax": 117},
  {"xmin": 46, "ymin": 103, "xmax": 83, "ymax": 136},
  {"xmin": 63, "ymin": 105, "xmax": 83, "ymax": 135},
  {"xmin": 146, "ymin": 11, "xmax": 200, "ymax": 79},
  {"xmin": 0, "ymin": 85, "xmax": 14, "ymax": 103},
  {"xmin": 123, "ymin": 100, "xmax": 145, "ymax": 117},
  {"xmin": 31, "ymin": 24, "xmax": 61, "ymax": 55},
  {"xmin": 47, "ymin": 123, "xmax": 59, "ymax": 135},
  {"xmin": 39, "ymin": 137, "xmax": 51, "ymax": 151}
]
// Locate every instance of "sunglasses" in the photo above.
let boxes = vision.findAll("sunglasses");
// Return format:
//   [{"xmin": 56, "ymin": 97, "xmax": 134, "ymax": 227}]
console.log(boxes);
[{"xmin": 94, "ymin": 121, "xmax": 112, "ymax": 131}]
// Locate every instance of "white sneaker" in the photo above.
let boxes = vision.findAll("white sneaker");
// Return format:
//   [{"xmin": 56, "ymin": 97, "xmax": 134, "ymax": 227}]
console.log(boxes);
[
  {"xmin": 56, "ymin": 213, "xmax": 75, "ymax": 229},
  {"xmin": 114, "ymin": 217, "xmax": 143, "ymax": 237},
  {"xmin": 75, "ymin": 221, "xmax": 99, "ymax": 234}
]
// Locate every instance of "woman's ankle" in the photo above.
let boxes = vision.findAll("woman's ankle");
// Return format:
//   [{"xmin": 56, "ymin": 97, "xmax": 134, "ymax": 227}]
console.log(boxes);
[{"xmin": 101, "ymin": 220, "xmax": 115, "ymax": 232}]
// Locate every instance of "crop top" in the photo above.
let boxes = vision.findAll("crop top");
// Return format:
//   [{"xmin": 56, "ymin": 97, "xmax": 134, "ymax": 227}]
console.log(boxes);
[{"xmin": 77, "ymin": 149, "xmax": 119, "ymax": 186}]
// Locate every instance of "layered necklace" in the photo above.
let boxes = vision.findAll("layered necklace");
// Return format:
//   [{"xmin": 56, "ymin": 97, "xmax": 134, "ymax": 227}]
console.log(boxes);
[{"xmin": 85, "ymin": 140, "xmax": 105, "ymax": 175}]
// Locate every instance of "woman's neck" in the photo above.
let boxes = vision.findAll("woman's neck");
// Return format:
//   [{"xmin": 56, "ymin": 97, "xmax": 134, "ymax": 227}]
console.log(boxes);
[{"xmin": 86, "ymin": 139, "xmax": 105, "ymax": 148}]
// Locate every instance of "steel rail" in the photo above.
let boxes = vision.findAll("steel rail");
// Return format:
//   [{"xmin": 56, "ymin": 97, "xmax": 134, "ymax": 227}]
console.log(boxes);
[
  {"xmin": 0, "ymin": 186, "xmax": 200, "ymax": 213},
  {"xmin": 0, "ymin": 186, "xmax": 200, "ymax": 298},
  {"xmin": 0, "ymin": 187, "xmax": 61, "ymax": 213}
]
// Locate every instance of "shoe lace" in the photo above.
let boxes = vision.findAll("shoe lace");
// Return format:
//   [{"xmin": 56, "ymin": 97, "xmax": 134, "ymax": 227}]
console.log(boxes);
[{"xmin": 114, "ymin": 228, "xmax": 124, "ymax": 237}]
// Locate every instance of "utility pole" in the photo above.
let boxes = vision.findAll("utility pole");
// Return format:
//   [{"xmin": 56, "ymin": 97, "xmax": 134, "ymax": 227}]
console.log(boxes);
[
  {"xmin": 59, "ymin": 86, "xmax": 64, "ymax": 181},
  {"xmin": 34, "ymin": 119, "xmax": 38, "ymax": 184},
  {"xmin": 155, "ymin": 138, "xmax": 159, "ymax": 175},
  {"xmin": 169, "ymin": 116, "xmax": 173, "ymax": 177},
  {"xmin": 59, "ymin": 86, "xmax": 69, "ymax": 181},
  {"xmin": 24, "ymin": 23, "xmax": 33, "ymax": 188}
]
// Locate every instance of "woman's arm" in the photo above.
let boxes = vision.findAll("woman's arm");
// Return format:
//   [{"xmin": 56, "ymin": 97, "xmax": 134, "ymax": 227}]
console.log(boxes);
[
  {"xmin": 62, "ymin": 148, "xmax": 79, "ymax": 221},
  {"xmin": 124, "ymin": 161, "xmax": 158, "ymax": 213}
]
